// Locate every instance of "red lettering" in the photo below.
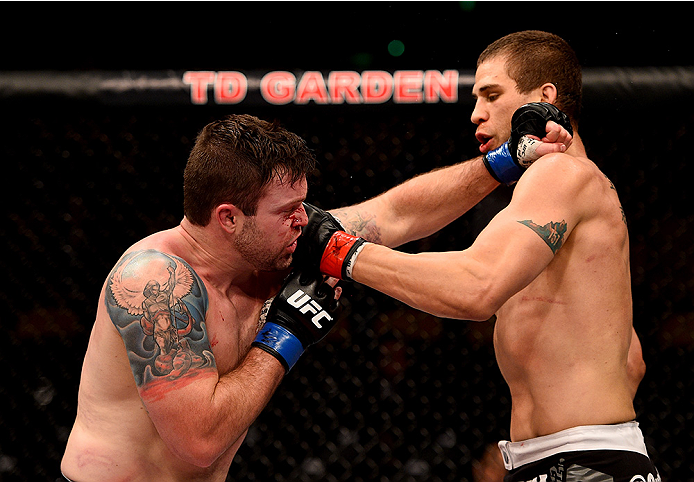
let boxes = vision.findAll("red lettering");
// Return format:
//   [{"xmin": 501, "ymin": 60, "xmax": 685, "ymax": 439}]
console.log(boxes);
[
  {"xmin": 394, "ymin": 70, "xmax": 423, "ymax": 103},
  {"xmin": 328, "ymin": 71, "xmax": 362, "ymax": 104},
  {"xmin": 183, "ymin": 70, "xmax": 460, "ymax": 106},
  {"xmin": 362, "ymin": 71, "xmax": 393, "ymax": 104},
  {"xmin": 260, "ymin": 71, "xmax": 296, "ymax": 105},
  {"xmin": 215, "ymin": 71, "xmax": 247, "ymax": 104},
  {"xmin": 182, "ymin": 71, "xmax": 216, "ymax": 105},
  {"xmin": 295, "ymin": 71, "xmax": 329, "ymax": 104},
  {"xmin": 424, "ymin": 70, "xmax": 458, "ymax": 103}
]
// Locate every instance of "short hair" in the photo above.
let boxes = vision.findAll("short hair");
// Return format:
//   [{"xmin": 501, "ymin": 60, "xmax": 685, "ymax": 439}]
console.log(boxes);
[
  {"xmin": 183, "ymin": 114, "xmax": 316, "ymax": 226},
  {"xmin": 477, "ymin": 30, "xmax": 582, "ymax": 124}
]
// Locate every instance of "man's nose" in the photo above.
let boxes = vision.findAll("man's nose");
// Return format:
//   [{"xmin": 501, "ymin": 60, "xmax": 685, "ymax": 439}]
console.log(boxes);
[
  {"xmin": 470, "ymin": 99, "xmax": 486, "ymax": 125},
  {"xmin": 295, "ymin": 204, "xmax": 308, "ymax": 228}
]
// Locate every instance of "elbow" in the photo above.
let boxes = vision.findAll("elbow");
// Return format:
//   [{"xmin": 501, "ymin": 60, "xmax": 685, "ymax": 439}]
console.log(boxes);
[
  {"xmin": 468, "ymin": 307, "xmax": 498, "ymax": 323},
  {"xmin": 449, "ymin": 273, "xmax": 506, "ymax": 321},
  {"xmin": 467, "ymin": 280, "xmax": 512, "ymax": 321},
  {"xmin": 171, "ymin": 441, "xmax": 221, "ymax": 468},
  {"xmin": 437, "ymin": 286, "xmax": 501, "ymax": 322},
  {"xmin": 460, "ymin": 299, "xmax": 499, "ymax": 322},
  {"xmin": 167, "ymin": 432, "xmax": 236, "ymax": 468}
]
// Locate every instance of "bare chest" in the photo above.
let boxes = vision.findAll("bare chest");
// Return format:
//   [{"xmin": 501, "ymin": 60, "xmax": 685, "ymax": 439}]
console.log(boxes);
[{"xmin": 205, "ymin": 294, "xmax": 270, "ymax": 374}]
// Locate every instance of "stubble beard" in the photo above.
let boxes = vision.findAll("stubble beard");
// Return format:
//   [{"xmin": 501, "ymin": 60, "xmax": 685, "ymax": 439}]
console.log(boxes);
[{"xmin": 234, "ymin": 217, "xmax": 293, "ymax": 272}]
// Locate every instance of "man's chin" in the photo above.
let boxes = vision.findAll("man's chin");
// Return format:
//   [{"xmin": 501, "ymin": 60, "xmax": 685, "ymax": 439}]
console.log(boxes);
[
  {"xmin": 251, "ymin": 254, "xmax": 292, "ymax": 274},
  {"xmin": 269, "ymin": 255, "xmax": 294, "ymax": 273}
]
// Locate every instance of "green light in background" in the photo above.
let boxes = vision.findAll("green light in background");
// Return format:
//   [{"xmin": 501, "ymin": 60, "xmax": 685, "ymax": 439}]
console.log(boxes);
[
  {"xmin": 459, "ymin": 1, "xmax": 476, "ymax": 12},
  {"xmin": 351, "ymin": 52, "xmax": 374, "ymax": 69},
  {"xmin": 388, "ymin": 40, "xmax": 405, "ymax": 57}
]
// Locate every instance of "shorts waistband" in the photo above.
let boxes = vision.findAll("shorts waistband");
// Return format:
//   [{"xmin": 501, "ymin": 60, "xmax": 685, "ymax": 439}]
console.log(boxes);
[{"xmin": 498, "ymin": 421, "xmax": 648, "ymax": 471}]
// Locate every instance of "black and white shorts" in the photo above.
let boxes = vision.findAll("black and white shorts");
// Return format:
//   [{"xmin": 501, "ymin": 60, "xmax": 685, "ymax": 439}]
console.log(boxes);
[{"xmin": 498, "ymin": 421, "xmax": 660, "ymax": 482}]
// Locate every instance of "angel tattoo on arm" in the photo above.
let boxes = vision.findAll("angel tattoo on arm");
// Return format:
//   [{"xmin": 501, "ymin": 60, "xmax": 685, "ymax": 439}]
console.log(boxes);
[{"xmin": 107, "ymin": 250, "xmax": 215, "ymax": 386}]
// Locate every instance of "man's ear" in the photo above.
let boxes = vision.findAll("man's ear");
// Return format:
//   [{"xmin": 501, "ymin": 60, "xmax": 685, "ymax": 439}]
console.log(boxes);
[
  {"xmin": 540, "ymin": 82, "xmax": 558, "ymax": 104},
  {"xmin": 215, "ymin": 203, "xmax": 242, "ymax": 233}
]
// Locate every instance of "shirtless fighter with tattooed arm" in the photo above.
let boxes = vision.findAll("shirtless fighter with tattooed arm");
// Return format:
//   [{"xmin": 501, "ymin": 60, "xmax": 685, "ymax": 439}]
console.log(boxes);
[
  {"xmin": 299, "ymin": 31, "xmax": 658, "ymax": 481},
  {"xmin": 61, "ymin": 115, "xmax": 346, "ymax": 481}
]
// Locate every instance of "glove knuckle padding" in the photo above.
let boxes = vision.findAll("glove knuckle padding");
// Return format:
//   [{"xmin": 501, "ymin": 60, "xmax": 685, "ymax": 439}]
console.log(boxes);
[
  {"xmin": 509, "ymin": 102, "xmax": 573, "ymax": 161},
  {"xmin": 272, "ymin": 270, "xmax": 339, "ymax": 346},
  {"xmin": 294, "ymin": 203, "xmax": 342, "ymax": 269},
  {"xmin": 252, "ymin": 268, "xmax": 341, "ymax": 372},
  {"xmin": 297, "ymin": 203, "xmax": 365, "ymax": 280},
  {"xmin": 483, "ymin": 102, "xmax": 572, "ymax": 185}
]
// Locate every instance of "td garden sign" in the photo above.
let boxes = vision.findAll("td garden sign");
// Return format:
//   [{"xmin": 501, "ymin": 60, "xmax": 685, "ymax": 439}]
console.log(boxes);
[
  {"xmin": 183, "ymin": 70, "xmax": 463, "ymax": 105},
  {"xmin": 0, "ymin": 70, "xmax": 471, "ymax": 106}
]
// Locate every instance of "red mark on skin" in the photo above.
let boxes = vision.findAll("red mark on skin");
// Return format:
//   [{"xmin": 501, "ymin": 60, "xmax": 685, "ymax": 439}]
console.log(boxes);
[
  {"xmin": 521, "ymin": 296, "xmax": 567, "ymax": 305},
  {"xmin": 210, "ymin": 310, "xmax": 224, "ymax": 347},
  {"xmin": 141, "ymin": 368, "xmax": 217, "ymax": 403},
  {"xmin": 585, "ymin": 255, "xmax": 597, "ymax": 263},
  {"xmin": 77, "ymin": 451, "xmax": 118, "ymax": 469},
  {"xmin": 75, "ymin": 450, "xmax": 140, "ymax": 480}
]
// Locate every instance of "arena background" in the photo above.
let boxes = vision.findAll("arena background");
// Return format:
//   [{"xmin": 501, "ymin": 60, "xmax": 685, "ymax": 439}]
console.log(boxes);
[{"xmin": 2, "ymin": 2, "xmax": 694, "ymax": 481}]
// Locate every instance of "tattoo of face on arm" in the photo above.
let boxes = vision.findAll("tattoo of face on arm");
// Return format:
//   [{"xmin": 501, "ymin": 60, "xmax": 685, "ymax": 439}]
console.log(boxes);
[
  {"xmin": 518, "ymin": 219, "xmax": 568, "ymax": 254},
  {"xmin": 106, "ymin": 250, "xmax": 216, "ymax": 397}
]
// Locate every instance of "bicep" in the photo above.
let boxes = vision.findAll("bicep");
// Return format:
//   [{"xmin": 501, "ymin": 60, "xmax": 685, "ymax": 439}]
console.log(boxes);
[
  {"xmin": 465, "ymin": 209, "xmax": 557, "ymax": 303},
  {"xmin": 467, "ymin": 174, "xmax": 580, "ymax": 301}
]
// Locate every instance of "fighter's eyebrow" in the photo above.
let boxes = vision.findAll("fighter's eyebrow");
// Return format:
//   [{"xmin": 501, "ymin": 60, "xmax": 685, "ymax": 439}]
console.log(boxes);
[
  {"xmin": 276, "ymin": 195, "xmax": 305, "ymax": 213},
  {"xmin": 472, "ymin": 83, "xmax": 500, "ymax": 98}
]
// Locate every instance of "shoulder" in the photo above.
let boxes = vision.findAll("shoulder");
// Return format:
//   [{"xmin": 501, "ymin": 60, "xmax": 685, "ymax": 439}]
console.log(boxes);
[
  {"xmin": 513, "ymin": 153, "xmax": 617, "ymax": 226},
  {"xmin": 105, "ymin": 249, "xmax": 209, "ymax": 324},
  {"xmin": 525, "ymin": 152, "xmax": 594, "ymax": 181},
  {"xmin": 103, "ymin": 249, "xmax": 217, "ymax": 389},
  {"xmin": 516, "ymin": 153, "xmax": 603, "ymax": 199}
]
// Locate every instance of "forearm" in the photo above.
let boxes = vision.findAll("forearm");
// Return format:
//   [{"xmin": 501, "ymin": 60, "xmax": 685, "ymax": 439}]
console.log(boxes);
[
  {"xmin": 153, "ymin": 349, "xmax": 284, "ymax": 467},
  {"xmin": 330, "ymin": 157, "xmax": 498, "ymax": 248},
  {"xmin": 207, "ymin": 349, "xmax": 284, "ymax": 454},
  {"xmin": 179, "ymin": 269, "xmax": 340, "ymax": 466},
  {"xmin": 350, "ymin": 243, "xmax": 496, "ymax": 321}
]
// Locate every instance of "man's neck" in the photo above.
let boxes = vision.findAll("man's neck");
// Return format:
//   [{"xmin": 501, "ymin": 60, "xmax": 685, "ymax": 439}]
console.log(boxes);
[{"xmin": 565, "ymin": 131, "xmax": 587, "ymax": 158}]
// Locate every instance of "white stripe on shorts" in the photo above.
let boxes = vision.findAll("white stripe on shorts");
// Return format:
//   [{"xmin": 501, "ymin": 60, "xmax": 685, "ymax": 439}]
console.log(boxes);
[{"xmin": 497, "ymin": 421, "xmax": 648, "ymax": 471}]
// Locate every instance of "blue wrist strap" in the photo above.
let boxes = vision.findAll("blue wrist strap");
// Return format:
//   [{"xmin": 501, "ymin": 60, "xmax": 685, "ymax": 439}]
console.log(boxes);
[
  {"xmin": 483, "ymin": 142, "xmax": 523, "ymax": 185},
  {"xmin": 253, "ymin": 322, "xmax": 304, "ymax": 372}
]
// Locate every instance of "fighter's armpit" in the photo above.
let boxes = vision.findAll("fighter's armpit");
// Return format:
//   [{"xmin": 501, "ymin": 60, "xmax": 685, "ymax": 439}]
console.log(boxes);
[
  {"xmin": 105, "ymin": 250, "xmax": 215, "ymax": 390},
  {"xmin": 518, "ymin": 219, "xmax": 568, "ymax": 254}
]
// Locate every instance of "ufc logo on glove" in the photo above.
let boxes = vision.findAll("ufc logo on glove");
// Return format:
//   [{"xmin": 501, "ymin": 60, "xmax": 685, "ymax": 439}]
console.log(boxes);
[
  {"xmin": 287, "ymin": 289, "xmax": 333, "ymax": 328},
  {"xmin": 252, "ymin": 269, "xmax": 340, "ymax": 372}
]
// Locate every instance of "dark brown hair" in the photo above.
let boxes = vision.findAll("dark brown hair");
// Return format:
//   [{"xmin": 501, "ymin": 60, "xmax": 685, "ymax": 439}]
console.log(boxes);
[
  {"xmin": 183, "ymin": 114, "xmax": 316, "ymax": 226},
  {"xmin": 478, "ymin": 30, "xmax": 582, "ymax": 125}
]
